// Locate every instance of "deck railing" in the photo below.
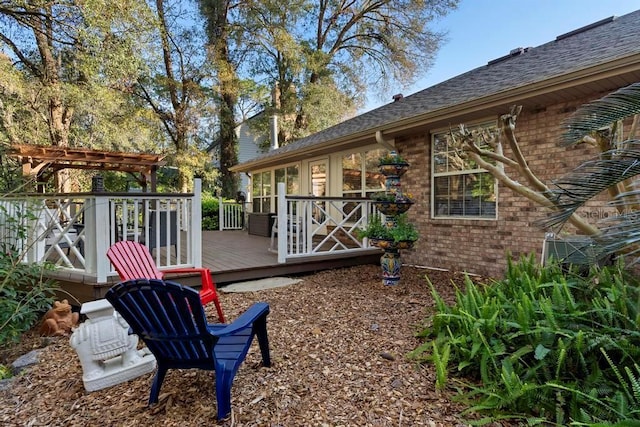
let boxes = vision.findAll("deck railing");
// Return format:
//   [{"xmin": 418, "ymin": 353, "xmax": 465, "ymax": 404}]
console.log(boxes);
[
  {"xmin": 218, "ymin": 198, "xmax": 245, "ymax": 230},
  {"xmin": 1, "ymin": 180, "xmax": 202, "ymax": 283},
  {"xmin": 273, "ymin": 182, "xmax": 379, "ymax": 263}
]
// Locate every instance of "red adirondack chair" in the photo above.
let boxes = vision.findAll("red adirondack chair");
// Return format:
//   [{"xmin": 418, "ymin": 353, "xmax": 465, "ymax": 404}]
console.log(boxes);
[{"xmin": 106, "ymin": 240, "xmax": 225, "ymax": 323}]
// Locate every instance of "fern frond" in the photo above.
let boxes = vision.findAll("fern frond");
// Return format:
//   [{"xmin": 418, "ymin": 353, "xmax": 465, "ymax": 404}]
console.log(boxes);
[
  {"xmin": 625, "ymin": 364, "xmax": 640, "ymax": 403},
  {"xmin": 601, "ymin": 348, "xmax": 633, "ymax": 402}
]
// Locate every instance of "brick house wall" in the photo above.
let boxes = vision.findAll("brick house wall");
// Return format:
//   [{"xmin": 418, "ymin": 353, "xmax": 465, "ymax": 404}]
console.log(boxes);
[{"xmin": 396, "ymin": 93, "xmax": 616, "ymax": 278}]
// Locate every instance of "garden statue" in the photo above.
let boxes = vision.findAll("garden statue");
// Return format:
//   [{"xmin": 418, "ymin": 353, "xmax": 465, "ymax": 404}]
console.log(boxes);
[
  {"xmin": 70, "ymin": 298, "xmax": 156, "ymax": 392},
  {"xmin": 39, "ymin": 299, "xmax": 79, "ymax": 336},
  {"xmin": 358, "ymin": 151, "xmax": 419, "ymax": 285}
]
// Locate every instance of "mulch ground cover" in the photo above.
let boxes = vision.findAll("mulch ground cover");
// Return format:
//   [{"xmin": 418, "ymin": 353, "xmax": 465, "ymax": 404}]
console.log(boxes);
[{"xmin": 0, "ymin": 264, "xmax": 512, "ymax": 426}]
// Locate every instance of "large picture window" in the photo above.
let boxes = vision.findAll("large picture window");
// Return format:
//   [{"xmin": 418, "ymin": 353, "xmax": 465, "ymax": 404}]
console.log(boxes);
[{"xmin": 432, "ymin": 123, "xmax": 497, "ymax": 219}]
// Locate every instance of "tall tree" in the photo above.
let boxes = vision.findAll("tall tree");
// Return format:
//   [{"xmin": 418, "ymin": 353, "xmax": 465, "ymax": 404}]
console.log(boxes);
[
  {"xmin": 133, "ymin": 0, "xmax": 216, "ymax": 192},
  {"xmin": 242, "ymin": 0, "xmax": 458, "ymax": 145},
  {"xmin": 199, "ymin": 0, "xmax": 457, "ymax": 192},
  {"xmin": 0, "ymin": 1, "xmax": 150, "ymax": 191},
  {"xmin": 199, "ymin": 0, "xmax": 241, "ymax": 198}
]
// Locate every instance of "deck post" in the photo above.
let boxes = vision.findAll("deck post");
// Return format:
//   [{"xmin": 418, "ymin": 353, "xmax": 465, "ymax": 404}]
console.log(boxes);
[
  {"xmin": 277, "ymin": 183, "xmax": 286, "ymax": 263},
  {"xmin": 85, "ymin": 195, "xmax": 111, "ymax": 283},
  {"xmin": 192, "ymin": 179, "xmax": 203, "ymax": 268},
  {"xmin": 218, "ymin": 196, "xmax": 223, "ymax": 231}
]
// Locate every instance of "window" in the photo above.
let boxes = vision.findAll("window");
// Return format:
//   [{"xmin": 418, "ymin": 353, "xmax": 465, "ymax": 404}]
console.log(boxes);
[
  {"xmin": 432, "ymin": 123, "xmax": 497, "ymax": 218},
  {"xmin": 252, "ymin": 165, "xmax": 299, "ymax": 213},
  {"xmin": 274, "ymin": 165, "xmax": 299, "ymax": 212},
  {"xmin": 252, "ymin": 171, "xmax": 271, "ymax": 213},
  {"xmin": 275, "ymin": 166, "xmax": 299, "ymax": 194},
  {"xmin": 342, "ymin": 148, "xmax": 387, "ymax": 220},
  {"xmin": 342, "ymin": 149, "xmax": 387, "ymax": 198}
]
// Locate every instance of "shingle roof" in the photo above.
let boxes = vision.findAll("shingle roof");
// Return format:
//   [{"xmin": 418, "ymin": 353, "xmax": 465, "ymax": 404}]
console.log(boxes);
[{"xmin": 239, "ymin": 9, "xmax": 640, "ymax": 166}]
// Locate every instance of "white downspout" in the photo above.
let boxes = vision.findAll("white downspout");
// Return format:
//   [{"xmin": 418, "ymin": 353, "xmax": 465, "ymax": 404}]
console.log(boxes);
[{"xmin": 375, "ymin": 130, "xmax": 395, "ymax": 151}]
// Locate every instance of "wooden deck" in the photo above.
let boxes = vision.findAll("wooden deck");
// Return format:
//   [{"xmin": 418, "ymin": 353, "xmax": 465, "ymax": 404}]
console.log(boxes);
[
  {"xmin": 50, "ymin": 229, "xmax": 381, "ymax": 304},
  {"xmin": 203, "ymin": 230, "xmax": 381, "ymax": 284}
]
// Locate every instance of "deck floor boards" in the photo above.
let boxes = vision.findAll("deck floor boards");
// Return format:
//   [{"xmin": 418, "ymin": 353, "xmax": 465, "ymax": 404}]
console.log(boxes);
[
  {"xmin": 201, "ymin": 230, "xmax": 380, "ymax": 284},
  {"xmin": 202, "ymin": 230, "xmax": 277, "ymax": 271}
]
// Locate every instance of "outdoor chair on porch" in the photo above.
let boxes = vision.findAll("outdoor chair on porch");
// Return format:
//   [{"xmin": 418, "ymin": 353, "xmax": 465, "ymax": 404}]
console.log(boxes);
[
  {"xmin": 269, "ymin": 215, "xmax": 301, "ymax": 252},
  {"xmin": 105, "ymin": 278, "xmax": 271, "ymax": 420},
  {"xmin": 107, "ymin": 241, "xmax": 226, "ymax": 323}
]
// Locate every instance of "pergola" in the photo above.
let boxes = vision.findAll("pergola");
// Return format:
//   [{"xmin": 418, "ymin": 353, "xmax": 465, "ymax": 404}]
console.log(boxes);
[{"xmin": 8, "ymin": 144, "xmax": 167, "ymax": 192}]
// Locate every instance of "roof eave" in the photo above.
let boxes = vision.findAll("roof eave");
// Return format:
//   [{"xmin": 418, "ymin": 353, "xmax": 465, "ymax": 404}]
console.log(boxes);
[
  {"xmin": 383, "ymin": 53, "xmax": 640, "ymax": 136},
  {"xmin": 230, "ymin": 130, "xmax": 379, "ymax": 172},
  {"xmin": 232, "ymin": 53, "xmax": 640, "ymax": 172}
]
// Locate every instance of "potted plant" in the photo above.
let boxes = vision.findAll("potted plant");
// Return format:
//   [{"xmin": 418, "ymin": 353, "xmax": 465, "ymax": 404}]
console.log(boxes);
[
  {"xmin": 371, "ymin": 191, "xmax": 414, "ymax": 215},
  {"xmin": 356, "ymin": 213, "xmax": 393, "ymax": 248},
  {"xmin": 378, "ymin": 151, "xmax": 409, "ymax": 177},
  {"xmin": 365, "ymin": 150, "xmax": 418, "ymax": 285},
  {"xmin": 378, "ymin": 152, "xmax": 408, "ymax": 165},
  {"xmin": 389, "ymin": 214, "xmax": 419, "ymax": 249},
  {"xmin": 357, "ymin": 213, "xmax": 418, "ymax": 249}
]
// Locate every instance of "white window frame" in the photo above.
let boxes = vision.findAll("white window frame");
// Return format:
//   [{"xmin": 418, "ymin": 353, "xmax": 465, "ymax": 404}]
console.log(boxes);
[
  {"xmin": 251, "ymin": 170, "xmax": 272, "ymax": 213},
  {"xmin": 251, "ymin": 163, "xmax": 300, "ymax": 213},
  {"xmin": 341, "ymin": 148, "xmax": 388, "ymax": 199},
  {"xmin": 431, "ymin": 122, "xmax": 498, "ymax": 220}
]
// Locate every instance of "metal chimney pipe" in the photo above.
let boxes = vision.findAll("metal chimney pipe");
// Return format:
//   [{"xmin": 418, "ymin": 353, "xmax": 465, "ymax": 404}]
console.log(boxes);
[{"xmin": 270, "ymin": 114, "xmax": 279, "ymax": 150}]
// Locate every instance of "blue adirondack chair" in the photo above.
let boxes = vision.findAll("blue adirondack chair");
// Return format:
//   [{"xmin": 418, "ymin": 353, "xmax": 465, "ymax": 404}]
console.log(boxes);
[{"xmin": 105, "ymin": 278, "xmax": 271, "ymax": 420}]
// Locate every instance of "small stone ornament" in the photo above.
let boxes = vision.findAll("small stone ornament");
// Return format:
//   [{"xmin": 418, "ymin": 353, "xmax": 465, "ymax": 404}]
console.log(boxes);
[{"xmin": 39, "ymin": 299, "xmax": 79, "ymax": 336}]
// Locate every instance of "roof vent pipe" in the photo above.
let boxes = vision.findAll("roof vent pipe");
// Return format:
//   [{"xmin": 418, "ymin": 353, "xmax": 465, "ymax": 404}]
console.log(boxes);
[
  {"xmin": 270, "ymin": 114, "xmax": 279, "ymax": 150},
  {"xmin": 270, "ymin": 82, "xmax": 280, "ymax": 150}
]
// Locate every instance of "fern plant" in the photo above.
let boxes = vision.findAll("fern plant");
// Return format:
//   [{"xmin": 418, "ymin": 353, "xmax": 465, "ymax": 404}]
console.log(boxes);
[{"xmin": 411, "ymin": 254, "xmax": 640, "ymax": 425}]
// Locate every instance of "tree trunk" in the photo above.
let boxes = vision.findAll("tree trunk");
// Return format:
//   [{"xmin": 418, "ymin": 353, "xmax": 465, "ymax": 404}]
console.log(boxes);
[
  {"xmin": 201, "ymin": 0, "xmax": 239, "ymax": 198},
  {"xmin": 33, "ymin": 9, "xmax": 73, "ymax": 192},
  {"xmin": 219, "ymin": 92, "xmax": 238, "ymax": 198}
]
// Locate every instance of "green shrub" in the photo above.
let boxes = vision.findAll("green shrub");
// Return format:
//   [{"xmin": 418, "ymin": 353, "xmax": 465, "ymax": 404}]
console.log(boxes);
[
  {"xmin": 0, "ymin": 247, "xmax": 58, "ymax": 346},
  {"xmin": 201, "ymin": 194, "xmax": 219, "ymax": 230},
  {"xmin": 411, "ymin": 254, "xmax": 640, "ymax": 425},
  {"xmin": 0, "ymin": 203, "xmax": 59, "ymax": 346}
]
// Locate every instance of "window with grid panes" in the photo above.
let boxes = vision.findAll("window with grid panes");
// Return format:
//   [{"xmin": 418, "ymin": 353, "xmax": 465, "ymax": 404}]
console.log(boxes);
[
  {"xmin": 432, "ymin": 123, "xmax": 497, "ymax": 219},
  {"xmin": 274, "ymin": 165, "xmax": 299, "ymax": 213},
  {"xmin": 342, "ymin": 149, "xmax": 387, "ymax": 220},
  {"xmin": 251, "ymin": 171, "xmax": 271, "ymax": 213}
]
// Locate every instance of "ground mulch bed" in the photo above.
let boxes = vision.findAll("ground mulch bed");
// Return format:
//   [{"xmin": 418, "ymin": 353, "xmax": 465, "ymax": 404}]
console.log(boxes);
[{"xmin": 0, "ymin": 264, "xmax": 509, "ymax": 426}]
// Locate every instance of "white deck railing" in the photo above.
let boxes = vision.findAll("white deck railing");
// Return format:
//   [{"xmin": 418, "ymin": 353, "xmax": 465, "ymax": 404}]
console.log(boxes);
[
  {"xmin": 218, "ymin": 198, "xmax": 245, "ymax": 230},
  {"xmin": 1, "ymin": 180, "xmax": 202, "ymax": 283},
  {"xmin": 273, "ymin": 182, "xmax": 379, "ymax": 263}
]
